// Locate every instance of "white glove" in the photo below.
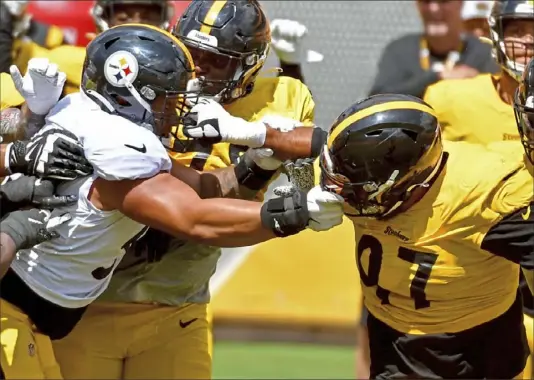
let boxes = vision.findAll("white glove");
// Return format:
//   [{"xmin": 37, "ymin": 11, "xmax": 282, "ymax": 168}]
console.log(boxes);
[
  {"xmin": 245, "ymin": 114, "xmax": 302, "ymax": 170},
  {"xmin": 245, "ymin": 148, "xmax": 281, "ymax": 171},
  {"xmin": 270, "ymin": 19, "xmax": 324, "ymax": 64},
  {"xmin": 10, "ymin": 58, "xmax": 67, "ymax": 115},
  {"xmin": 306, "ymin": 185, "xmax": 344, "ymax": 232},
  {"xmin": 184, "ymin": 99, "xmax": 267, "ymax": 148}
]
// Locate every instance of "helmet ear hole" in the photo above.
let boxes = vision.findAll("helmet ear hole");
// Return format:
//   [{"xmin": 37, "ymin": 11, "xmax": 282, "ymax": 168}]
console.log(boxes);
[{"xmin": 402, "ymin": 129, "xmax": 419, "ymax": 142}]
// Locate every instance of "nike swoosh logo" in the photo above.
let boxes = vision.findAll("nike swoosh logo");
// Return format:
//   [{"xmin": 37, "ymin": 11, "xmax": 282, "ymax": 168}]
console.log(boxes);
[
  {"xmin": 124, "ymin": 144, "xmax": 147, "ymax": 153},
  {"xmin": 179, "ymin": 318, "xmax": 198, "ymax": 328},
  {"xmin": 92, "ymin": 259, "xmax": 118, "ymax": 280},
  {"xmin": 522, "ymin": 207, "xmax": 531, "ymax": 221}
]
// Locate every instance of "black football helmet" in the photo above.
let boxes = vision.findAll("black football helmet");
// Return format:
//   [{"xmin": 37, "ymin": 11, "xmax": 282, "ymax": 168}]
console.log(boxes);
[
  {"xmin": 91, "ymin": 0, "xmax": 175, "ymax": 32},
  {"xmin": 489, "ymin": 0, "xmax": 534, "ymax": 82},
  {"xmin": 172, "ymin": 0, "xmax": 271, "ymax": 103},
  {"xmin": 320, "ymin": 94, "xmax": 444, "ymax": 218},
  {"xmin": 514, "ymin": 57, "xmax": 534, "ymax": 164},
  {"xmin": 81, "ymin": 24, "xmax": 198, "ymax": 138}
]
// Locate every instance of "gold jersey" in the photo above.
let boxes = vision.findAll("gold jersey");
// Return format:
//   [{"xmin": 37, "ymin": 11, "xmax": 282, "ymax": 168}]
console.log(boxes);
[
  {"xmin": 45, "ymin": 45, "xmax": 86, "ymax": 95},
  {"xmin": 424, "ymin": 74, "xmax": 520, "ymax": 145},
  {"xmin": 0, "ymin": 73, "xmax": 24, "ymax": 110},
  {"xmin": 353, "ymin": 140, "xmax": 532, "ymax": 335}
]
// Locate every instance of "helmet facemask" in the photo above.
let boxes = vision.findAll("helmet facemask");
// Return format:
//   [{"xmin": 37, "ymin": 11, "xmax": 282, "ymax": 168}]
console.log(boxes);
[
  {"xmin": 489, "ymin": 12, "xmax": 534, "ymax": 81},
  {"xmin": 514, "ymin": 88, "xmax": 534, "ymax": 164},
  {"xmin": 320, "ymin": 132, "xmax": 444, "ymax": 219},
  {"xmin": 320, "ymin": 146, "xmax": 404, "ymax": 218},
  {"xmin": 178, "ymin": 35, "xmax": 269, "ymax": 104}
]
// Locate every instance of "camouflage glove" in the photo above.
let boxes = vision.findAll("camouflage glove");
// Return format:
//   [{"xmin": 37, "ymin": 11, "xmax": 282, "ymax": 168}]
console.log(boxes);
[{"xmin": 273, "ymin": 158, "xmax": 316, "ymax": 197}]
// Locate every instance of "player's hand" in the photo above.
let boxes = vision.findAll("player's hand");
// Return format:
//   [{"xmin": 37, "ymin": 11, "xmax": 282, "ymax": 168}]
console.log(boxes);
[
  {"xmin": 439, "ymin": 64, "xmax": 479, "ymax": 80},
  {"xmin": 7, "ymin": 127, "xmax": 93, "ymax": 180},
  {"xmin": 244, "ymin": 147, "xmax": 282, "ymax": 171},
  {"xmin": 270, "ymin": 19, "xmax": 324, "ymax": 64},
  {"xmin": 184, "ymin": 99, "xmax": 267, "ymax": 148},
  {"xmin": 305, "ymin": 185, "xmax": 344, "ymax": 231},
  {"xmin": 10, "ymin": 57, "xmax": 67, "ymax": 115},
  {"xmin": 0, "ymin": 208, "xmax": 71, "ymax": 250},
  {"xmin": 1, "ymin": 174, "xmax": 78, "ymax": 209},
  {"xmin": 274, "ymin": 158, "xmax": 316, "ymax": 196}
]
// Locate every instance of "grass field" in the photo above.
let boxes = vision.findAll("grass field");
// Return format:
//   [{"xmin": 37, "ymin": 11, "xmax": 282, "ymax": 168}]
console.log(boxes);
[{"xmin": 213, "ymin": 341, "xmax": 355, "ymax": 379}]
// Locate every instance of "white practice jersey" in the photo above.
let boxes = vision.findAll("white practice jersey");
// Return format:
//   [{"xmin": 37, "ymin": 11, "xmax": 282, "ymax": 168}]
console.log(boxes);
[{"xmin": 11, "ymin": 92, "xmax": 172, "ymax": 309}]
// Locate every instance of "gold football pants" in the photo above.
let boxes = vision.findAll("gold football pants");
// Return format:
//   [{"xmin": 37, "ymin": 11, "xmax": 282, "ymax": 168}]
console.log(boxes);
[
  {"xmin": 523, "ymin": 313, "xmax": 534, "ymax": 380},
  {"xmin": 52, "ymin": 302, "xmax": 211, "ymax": 380},
  {"xmin": 0, "ymin": 299, "xmax": 62, "ymax": 379}
]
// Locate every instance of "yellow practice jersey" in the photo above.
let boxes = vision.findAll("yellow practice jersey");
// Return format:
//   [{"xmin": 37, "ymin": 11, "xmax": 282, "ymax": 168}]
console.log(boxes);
[
  {"xmin": 46, "ymin": 45, "xmax": 86, "ymax": 95},
  {"xmin": 12, "ymin": 39, "xmax": 85, "ymax": 96},
  {"xmin": 0, "ymin": 73, "xmax": 24, "ymax": 110},
  {"xmin": 168, "ymin": 75, "xmax": 315, "ymax": 173},
  {"xmin": 353, "ymin": 140, "xmax": 533, "ymax": 335},
  {"xmin": 424, "ymin": 74, "xmax": 520, "ymax": 145}
]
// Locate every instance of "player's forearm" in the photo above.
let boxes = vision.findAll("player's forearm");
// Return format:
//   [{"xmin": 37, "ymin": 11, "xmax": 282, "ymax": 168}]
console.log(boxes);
[
  {"xmin": 141, "ymin": 192, "xmax": 274, "ymax": 247},
  {"xmin": 186, "ymin": 198, "xmax": 276, "ymax": 247},
  {"xmin": 0, "ymin": 232, "xmax": 17, "ymax": 279},
  {"xmin": 111, "ymin": 174, "xmax": 307, "ymax": 248},
  {"xmin": 170, "ymin": 159, "xmax": 263, "ymax": 201},
  {"xmin": 263, "ymin": 126, "xmax": 326, "ymax": 161}
]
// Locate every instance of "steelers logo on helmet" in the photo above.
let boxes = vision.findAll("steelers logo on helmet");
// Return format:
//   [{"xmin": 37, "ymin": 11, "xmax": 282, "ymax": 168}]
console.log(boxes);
[{"xmin": 104, "ymin": 51, "xmax": 139, "ymax": 88}]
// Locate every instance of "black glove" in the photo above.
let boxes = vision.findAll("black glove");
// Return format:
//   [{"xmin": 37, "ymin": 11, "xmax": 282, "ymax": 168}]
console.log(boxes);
[
  {"xmin": 124, "ymin": 228, "xmax": 174, "ymax": 263},
  {"xmin": 1, "ymin": 208, "xmax": 71, "ymax": 250},
  {"xmin": 0, "ymin": 175, "xmax": 77, "ymax": 215},
  {"xmin": 7, "ymin": 127, "xmax": 93, "ymax": 180}
]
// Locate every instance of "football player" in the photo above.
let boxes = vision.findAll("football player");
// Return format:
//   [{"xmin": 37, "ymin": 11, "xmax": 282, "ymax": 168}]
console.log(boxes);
[
  {"xmin": 511, "ymin": 57, "xmax": 534, "ymax": 379},
  {"xmin": 51, "ymin": 1, "xmax": 322, "ymax": 379},
  {"xmin": 0, "ymin": 24, "xmax": 342, "ymax": 380},
  {"xmin": 423, "ymin": 2, "xmax": 534, "ymax": 378},
  {"xmin": 319, "ymin": 93, "xmax": 533, "ymax": 379},
  {"xmin": 424, "ymin": 0, "xmax": 534, "ymax": 145}
]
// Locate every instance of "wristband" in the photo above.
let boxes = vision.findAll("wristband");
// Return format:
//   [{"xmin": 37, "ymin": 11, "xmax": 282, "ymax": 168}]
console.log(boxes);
[
  {"xmin": 260, "ymin": 191, "xmax": 309, "ymax": 237},
  {"xmin": 311, "ymin": 128, "xmax": 327, "ymax": 158}
]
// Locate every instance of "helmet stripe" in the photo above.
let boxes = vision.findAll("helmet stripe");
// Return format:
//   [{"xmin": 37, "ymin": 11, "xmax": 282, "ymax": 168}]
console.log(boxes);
[
  {"xmin": 200, "ymin": 1, "xmax": 228, "ymax": 35},
  {"xmin": 327, "ymin": 101, "xmax": 437, "ymax": 148}
]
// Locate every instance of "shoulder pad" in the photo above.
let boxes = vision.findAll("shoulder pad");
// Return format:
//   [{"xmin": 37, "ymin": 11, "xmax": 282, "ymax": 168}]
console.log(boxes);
[{"xmin": 83, "ymin": 116, "xmax": 171, "ymax": 181}]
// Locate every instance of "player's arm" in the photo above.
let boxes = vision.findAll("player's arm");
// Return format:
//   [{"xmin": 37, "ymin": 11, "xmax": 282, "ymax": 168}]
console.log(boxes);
[
  {"xmin": 93, "ymin": 172, "xmax": 311, "ymax": 248},
  {"xmin": 170, "ymin": 154, "xmax": 280, "ymax": 200},
  {"xmin": 480, "ymin": 202, "xmax": 534, "ymax": 292},
  {"xmin": 184, "ymin": 101, "xmax": 327, "ymax": 161},
  {"xmin": 263, "ymin": 126, "xmax": 326, "ymax": 161}
]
